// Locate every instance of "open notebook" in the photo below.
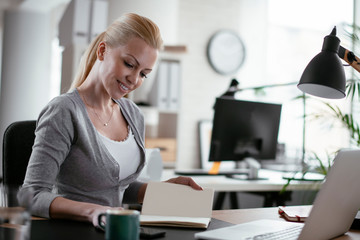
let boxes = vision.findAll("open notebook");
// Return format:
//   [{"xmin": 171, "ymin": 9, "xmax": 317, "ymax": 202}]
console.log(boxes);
[
  {"xmin": 140, "ymin": 182, "xmax": 214, "ymax": 228},
  {"xmin": 195, "ymin": 149, "xmax": 360, "ymax": 239}
]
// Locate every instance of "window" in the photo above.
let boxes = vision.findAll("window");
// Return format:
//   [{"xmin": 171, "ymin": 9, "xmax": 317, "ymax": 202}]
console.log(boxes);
[{"xmin": 238, "ymin": 0, "xmax": 355, "ymax": 163}]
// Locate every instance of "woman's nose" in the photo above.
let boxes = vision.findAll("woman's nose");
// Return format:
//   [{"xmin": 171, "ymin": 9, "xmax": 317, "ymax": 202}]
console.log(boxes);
[{"xmin": 126, "ymin": 72, "xmax": 139, "ymax": 86}]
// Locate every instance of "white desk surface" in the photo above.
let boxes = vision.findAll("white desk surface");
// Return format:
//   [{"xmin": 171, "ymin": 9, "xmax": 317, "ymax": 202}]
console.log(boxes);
[{"xmin": 162, "ymin": 169, "xmax": 323, "ymax": 192}]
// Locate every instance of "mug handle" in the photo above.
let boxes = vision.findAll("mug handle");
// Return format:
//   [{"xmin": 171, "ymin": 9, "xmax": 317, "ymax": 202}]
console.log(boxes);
[{"xmin": 97, "ymin": 213, "xmax": 106, "ymax": 231}]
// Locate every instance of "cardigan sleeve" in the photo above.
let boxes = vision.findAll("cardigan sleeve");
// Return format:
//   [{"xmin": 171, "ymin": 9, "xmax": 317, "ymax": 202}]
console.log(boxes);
[{"xmin": 19, "ymin": 96, "xmax": 76, "ymax": 218}]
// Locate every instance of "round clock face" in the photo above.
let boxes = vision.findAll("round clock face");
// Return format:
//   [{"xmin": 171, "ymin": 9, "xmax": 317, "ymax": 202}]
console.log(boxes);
[{"xmin": 207, "ymin": 30, "xmax": 246, "ymax": 75}]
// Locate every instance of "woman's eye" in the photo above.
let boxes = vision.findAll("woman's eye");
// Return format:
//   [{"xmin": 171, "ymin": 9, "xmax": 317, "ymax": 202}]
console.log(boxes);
[
  {"xmin": 124, "ymin": 61, "xmax": 133, "ymax": 68},
  {"xmin": 140, "ymin": 72, "xmax": 148, "ymax": 79}
]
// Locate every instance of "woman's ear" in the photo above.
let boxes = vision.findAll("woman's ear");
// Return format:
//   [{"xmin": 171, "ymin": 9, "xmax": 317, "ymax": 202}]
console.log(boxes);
[{"xmin": 97, "ymin": 42, "xmax": 106, "ymax": 61}]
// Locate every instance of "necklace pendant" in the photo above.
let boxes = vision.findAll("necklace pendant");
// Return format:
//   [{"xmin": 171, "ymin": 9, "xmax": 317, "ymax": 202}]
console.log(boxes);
[{"xmin": 104, "ymin": 123, "xmax": 108, "ymax": 127}]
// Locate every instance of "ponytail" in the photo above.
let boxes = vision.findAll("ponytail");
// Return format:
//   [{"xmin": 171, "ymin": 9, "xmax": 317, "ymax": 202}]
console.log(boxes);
[{"xmin": 69, "ymin": 32, "xmax": 106, "ymax": 91}]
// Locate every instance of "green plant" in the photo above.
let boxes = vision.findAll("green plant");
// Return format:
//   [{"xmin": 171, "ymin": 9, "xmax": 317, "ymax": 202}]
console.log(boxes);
[
  {"xmin": 323, "ymin": 23, "xmax": 360, "ymax": 147},
  {"xmin": 280, "ymin": 151, "xmax": 333, "ymax": 194},
  {"xmin": 324, "ymin": 103, "xmax": 360, "ymax": 146},
  {"xmin": 281, "ymin": 23, "xmax": 359, "ymax": 195},
  {"xmin": 307, "ymin": 23, "xmax": 360, "ymax": 163}
]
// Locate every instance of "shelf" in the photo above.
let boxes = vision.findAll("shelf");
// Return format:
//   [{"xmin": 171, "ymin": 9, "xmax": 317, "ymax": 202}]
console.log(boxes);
[{"xmin": 163, "ymin": 45, "xmax": 187, "ymax": 53}]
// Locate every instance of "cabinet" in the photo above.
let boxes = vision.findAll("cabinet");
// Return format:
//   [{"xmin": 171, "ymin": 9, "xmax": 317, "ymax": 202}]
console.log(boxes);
[
  {"xmin": 59, "ymin": 0, "xmax": 108, "ymax": 46},
  {"xmin": 143, "ymin": 110, "xmax": 178, "ymax": 168},
  {"xmin": 59, "ymin": 0, "xmax": 108, "ymax": 93},
  {"xmin": 145, "ymin": 138, "xmax": 177, "ymax": 166},
  {"xmin": 133, "ymin": 46, "xmax": 186, "ymax": 167},
  {"xmin": 148, "ymin": 59, "xmax": 181, "ymax": 111}
]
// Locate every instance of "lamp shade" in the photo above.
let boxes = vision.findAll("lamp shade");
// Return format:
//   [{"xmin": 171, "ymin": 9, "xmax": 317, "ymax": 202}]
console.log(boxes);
[{"xmin": 298, "ymin": 27, "xmax": 346, "ymax": 99}]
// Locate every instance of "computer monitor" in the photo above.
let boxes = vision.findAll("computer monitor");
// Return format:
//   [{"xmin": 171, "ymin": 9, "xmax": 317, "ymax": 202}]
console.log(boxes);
[{"xmin": 209, "ymin": 97, "xmax": 282, "ymax": 164}]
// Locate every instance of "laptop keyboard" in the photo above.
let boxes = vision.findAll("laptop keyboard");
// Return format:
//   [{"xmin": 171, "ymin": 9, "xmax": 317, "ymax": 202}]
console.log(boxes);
[{"xmin": 244, "ymin": 225, "xmax": 302, "ymax": 240}]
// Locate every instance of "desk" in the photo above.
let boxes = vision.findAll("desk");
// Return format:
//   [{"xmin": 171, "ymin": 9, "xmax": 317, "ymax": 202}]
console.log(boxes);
[
  {"xmin": 29, "ymin": 218, "xmax": 231, "ymax": 240},
  {"xmin": 26, "ymin": 206, "xmax": 360, "ymax": 239},
  {"xmin": 165, "ymin": 169, "xmax": 323, "ymax": 209},
  {"xmin": 165, "ymin": 169, "xmax": 322, "ymax": 192}
]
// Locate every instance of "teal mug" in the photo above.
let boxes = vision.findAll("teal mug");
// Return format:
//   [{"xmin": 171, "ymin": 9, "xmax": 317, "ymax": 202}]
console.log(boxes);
[{"xmin": 98, "ymin": 209, "xmax": 140, "ymax": 240}]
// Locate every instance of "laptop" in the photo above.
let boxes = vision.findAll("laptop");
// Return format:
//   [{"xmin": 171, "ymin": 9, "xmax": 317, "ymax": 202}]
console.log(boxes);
[{"xmin": 195, "ymin": 149, "xmax": 360, "ymax": 240}]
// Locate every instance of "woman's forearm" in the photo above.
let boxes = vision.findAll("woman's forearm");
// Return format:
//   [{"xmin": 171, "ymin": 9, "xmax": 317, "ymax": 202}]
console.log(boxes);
[{"xmin": 49, "ymin": 197, "xmax": 112, "ymax": 225}]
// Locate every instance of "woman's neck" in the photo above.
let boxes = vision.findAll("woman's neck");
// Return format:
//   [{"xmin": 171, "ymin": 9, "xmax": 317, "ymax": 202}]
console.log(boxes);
[{"xmin": 77, "ymin": 84, "xmax": 114, "ymax": 111}]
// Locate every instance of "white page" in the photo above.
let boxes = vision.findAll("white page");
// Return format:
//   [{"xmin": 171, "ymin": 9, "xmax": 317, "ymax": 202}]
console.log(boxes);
[{"xmin": 141, "ymin": 182, "xmax": 214, "ymax": 218}]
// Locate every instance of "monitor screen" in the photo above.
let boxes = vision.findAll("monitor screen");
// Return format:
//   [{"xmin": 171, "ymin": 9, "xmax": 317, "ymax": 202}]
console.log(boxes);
[{"xmin": 209, "ymin": 97, "xmax": 282, "ymax": 162}]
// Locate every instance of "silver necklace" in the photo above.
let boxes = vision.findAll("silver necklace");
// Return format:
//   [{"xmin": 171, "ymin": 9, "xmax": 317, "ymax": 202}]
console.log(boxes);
[{"xmin": 82, "ymin": 95, "xmax": 115, "ymax": 127}]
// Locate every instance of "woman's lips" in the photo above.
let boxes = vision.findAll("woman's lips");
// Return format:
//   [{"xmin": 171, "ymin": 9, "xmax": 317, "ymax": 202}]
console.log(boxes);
[{"xmin": 118, "ymin": 80, "xmax": 130, "ymax": 92}]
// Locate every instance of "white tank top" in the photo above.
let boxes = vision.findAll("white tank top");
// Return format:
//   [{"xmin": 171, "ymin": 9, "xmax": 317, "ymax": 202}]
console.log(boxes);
[{"xmin": 98, "ymin": 127, "xmax": 141, "ymax": 181}]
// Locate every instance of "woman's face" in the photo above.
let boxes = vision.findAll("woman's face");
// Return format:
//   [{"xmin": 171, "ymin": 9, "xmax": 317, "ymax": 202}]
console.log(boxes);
[{"xmin": 97, "ymin": 37, "xmax": 158, "ymax": 99}]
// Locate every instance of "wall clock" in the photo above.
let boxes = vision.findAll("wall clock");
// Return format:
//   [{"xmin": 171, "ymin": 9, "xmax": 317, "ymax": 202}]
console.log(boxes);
[{"xmin": 206, "ymin": 30, "xmax": 246, "ymax": 75}]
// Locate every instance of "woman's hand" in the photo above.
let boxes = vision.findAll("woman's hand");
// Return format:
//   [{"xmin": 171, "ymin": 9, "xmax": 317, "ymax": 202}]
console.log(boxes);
[
  {"xmin": 138, "ymin": 177, "xmax": 203, "ymax": 204},
  {"xmin": 90, "ymin": 206, "xmax": 124, "ymax": 228},
  {"xmin": 165, "ymin": 176, "xmax": 203, "ymax": 190},
  {"xmin": 49, "ymin": 196, "xmax": 124, "ymax": 228}
]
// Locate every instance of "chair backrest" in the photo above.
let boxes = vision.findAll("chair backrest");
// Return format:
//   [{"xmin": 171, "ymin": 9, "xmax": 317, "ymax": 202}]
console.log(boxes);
[{"xmin": 2, "ymin": 120, "xmax": 36, "ymax": 186}]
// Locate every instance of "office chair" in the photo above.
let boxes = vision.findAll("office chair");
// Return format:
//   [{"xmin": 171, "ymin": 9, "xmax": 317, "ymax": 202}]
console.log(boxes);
[{"xmin": 2, "ymin": 120, "xmax": 36, "ymax": 187}]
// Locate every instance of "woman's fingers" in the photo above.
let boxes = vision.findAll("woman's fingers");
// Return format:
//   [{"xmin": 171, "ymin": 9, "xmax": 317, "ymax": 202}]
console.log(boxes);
[{"xmin": 165, "ymin": 176, "xmax": 203, "ymax": 190}]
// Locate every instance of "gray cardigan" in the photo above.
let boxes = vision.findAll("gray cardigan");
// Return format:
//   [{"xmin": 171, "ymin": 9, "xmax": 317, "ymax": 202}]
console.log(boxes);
[{"xmin": 19, "ymin": 90, "xmax": 146, "ymax": 218}]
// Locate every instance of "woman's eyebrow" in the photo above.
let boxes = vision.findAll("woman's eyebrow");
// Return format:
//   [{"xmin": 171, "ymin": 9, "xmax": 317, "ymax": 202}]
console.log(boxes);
[
  {"xmin": 126, "ymin": 54, "xmax": 139, "ymax": 65},
  {"xmin": 126, "ymin": 54, "xmax": 152, "ymax": 71}
]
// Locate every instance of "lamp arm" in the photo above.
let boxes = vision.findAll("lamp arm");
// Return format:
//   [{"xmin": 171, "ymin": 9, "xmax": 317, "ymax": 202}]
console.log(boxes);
[
  {"xmin": 221, "ymin": 79, "xmax": 298, "ymax": 97},
  {"xmin": 238, "ymin": 81, "xmax": 298, "ymax": 92},
  {"xmin": 338, "ymin": 46, "xmax": 360, "ymax": 74}
]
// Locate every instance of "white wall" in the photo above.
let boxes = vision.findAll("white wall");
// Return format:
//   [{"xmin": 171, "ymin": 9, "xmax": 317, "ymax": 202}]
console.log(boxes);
[
  {"xmin": 0, "ymin": 1, "xmax": 69, "ymax": 175},
  {"xmin": 0, "ymin": 9, "xmax": 53, "ymax": 142},
  {"xmin": 107, "ymin": 0, "xmax": 179, "ymax": 45},
  {"xmin": 176, "ymin": 0, "xmax": 268, "ymax": 169}
]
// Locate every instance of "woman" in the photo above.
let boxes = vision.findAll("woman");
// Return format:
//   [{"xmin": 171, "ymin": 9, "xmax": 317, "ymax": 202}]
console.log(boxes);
[{"xmin": 19, "ymin": 13, "xmax": 201, "ymax": 227}]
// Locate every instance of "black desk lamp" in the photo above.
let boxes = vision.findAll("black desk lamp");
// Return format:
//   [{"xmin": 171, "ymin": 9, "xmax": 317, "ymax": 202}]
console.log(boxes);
[
  {"xmin": 286, "ymin": 26, "xmax": 360, "ymax": 181},
  {"xmin": 298, "ymin": 26, "xmax": 360, "ymax": 99}
]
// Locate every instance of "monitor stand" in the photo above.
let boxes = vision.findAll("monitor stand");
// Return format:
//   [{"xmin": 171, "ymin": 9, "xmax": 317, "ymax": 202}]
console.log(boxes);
[
  {"xmin": 243, "ymin": 157, "xmax": 261, "ymax": 179},
  {"xmin": 207, "ymin": 158, "xmax": 264, "ymax": 180}
]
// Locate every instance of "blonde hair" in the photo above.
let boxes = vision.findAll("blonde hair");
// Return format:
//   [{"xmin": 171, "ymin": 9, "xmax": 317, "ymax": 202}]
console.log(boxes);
[{"xmin": 69, "ymin": 13, "xmax": 163, "ymax": 90}]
